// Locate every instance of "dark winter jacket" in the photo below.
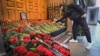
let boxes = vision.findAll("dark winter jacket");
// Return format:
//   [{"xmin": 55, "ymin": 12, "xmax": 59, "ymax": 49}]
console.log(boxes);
[{"xmin": 57, "ymin": 3, "xmax": 85, "ymax": 22}]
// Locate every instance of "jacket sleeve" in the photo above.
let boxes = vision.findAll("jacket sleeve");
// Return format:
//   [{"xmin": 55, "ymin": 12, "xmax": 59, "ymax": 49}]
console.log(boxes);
[
  {"xmin": 67, "ymin": 3, "xmax": 85, "ymax": 15},
  {"xmin": 56, "ymin": 10, "xmax": 71, "ymax": 22}
]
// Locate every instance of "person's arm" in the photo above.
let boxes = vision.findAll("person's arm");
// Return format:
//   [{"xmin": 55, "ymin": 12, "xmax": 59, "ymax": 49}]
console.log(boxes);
[{"xmin": 56, "ymin": 11, "xmax": 70, "ymax": 22}]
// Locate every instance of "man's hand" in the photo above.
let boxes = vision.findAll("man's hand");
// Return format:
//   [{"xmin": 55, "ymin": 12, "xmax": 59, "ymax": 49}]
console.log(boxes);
[{"xmin": 81, "ymin": 14, "xmax": 87, "ymax": 18}]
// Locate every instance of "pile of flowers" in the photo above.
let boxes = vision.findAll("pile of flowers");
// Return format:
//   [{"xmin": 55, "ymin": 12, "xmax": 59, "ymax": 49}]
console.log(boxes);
[{"xmin": 1, "ymin": 20, "xmax": 70, "ymax": 56}]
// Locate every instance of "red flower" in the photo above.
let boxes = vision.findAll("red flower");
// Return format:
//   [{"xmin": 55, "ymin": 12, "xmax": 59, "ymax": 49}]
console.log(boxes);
[
  {"xmin": 59, "ymin": 48, "xmax": 66, "ymax": 54},
  {"xmin": 45, "ymin": 40, "xmax": 52, "ymax": 44},
  {"xmin": 53, "ymin": 44, "xmax": 60, "ymax": 50},
  {"xmin": 36, "ymin": 45, "xmax": 55, "ymax": 56},
  {"xmin": 26, "ymin": 51, "xmax": 35, "ymax": 56},
  {"xmin": 30, "ymin": 31, "xmax": 35, "ymax": 37},
  {"xmin": 36, "ymin": 45, "xmax": 44, "ymax": 52},
  {"xmin": 43, "ymin": 47, "xmax": 55, "ymax": 56},
  {"xmin": 65, "ymin": 50, "xmax": 70, "ymax": 55},
  {"xmin": 32, "ymin": 39, "xmax": 38, "ymax": 44},
  {"xmin": 15, "ymin": 28, "xmax": 20, "ymax": 32},
  {"xmin": 43, "ymin": 37, "xmax": 48, "ymax": 40},
  {"xmin": 44, "ymin": 34, "xmax": 50, "ymax": 38},
  {"xmin": 20, "ymin": 24, "xmax": 25, "ymax": 28},
  {"xmin": 9, "ymin": 37, "xmax": 18, "ymax": 43},
  {"xmin": 13, "ymin": 46, "xmax": 27, "ymax": 55},
  {"xmin": 36, "ymin": 35, "xmax": 42, "ymax": 39},
  {"xmin": 1, "ymin": 26, "xmax": 7, "ymax": 34},
  {"xmin": 18, "ymin": 27, "xmax": 23, "ymax": 32},
  {"xmin": 60, "ymin": 48, "xmax": 70, "ymax": 55},
  {"xmin": 37, "ymin": 33, "xmax": 45, "ymax": 37},
  {"xmin": 61, "ymin": 53, "xmax": 66, "ymax": 56},
  {"xmin": 23, "ymin": 35, "xmax": 30, "ymax": 40},
  {"xmin": 23, "ymin": 39, "xmax": 30, "ymax": 44}
]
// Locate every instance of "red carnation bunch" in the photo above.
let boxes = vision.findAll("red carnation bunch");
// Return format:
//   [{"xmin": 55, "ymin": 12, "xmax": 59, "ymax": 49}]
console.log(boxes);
[
  {"xmin": 18, "ymin": 26, "xmax": 24, "ymax": 32},
  {"xmin": 1, "ymin": 26, "xmax": 7, "ymax": 34},
  {"xmin": 23, "ymin": 39, "xmax": 30, "ymax": 44},
  {"xmin": 23, "ymin": 35, "xmax": 30, "ymax": 40},
  {"xmin": 13, "ymin": 46, "xmax": 27, "ymax": 55},
  {"xmin": 29, "ymin": 31, "xmax": 35, "ymax": 38},
  {"xmin": 36, "ymin": 34, "xmax": 42, "ymax": 39},
  {"xmin": 36, "ymin": 45, "xmax": 55, "ymax": 56},
  {"xmin": 26, "ymin": 51, "xmax": 40, "ymax": 56},
  {"xmin": 20, "ymin": 24, "xmax": 26, "ymax": 28},
  {"xmin": 9, "ymin": 37, "xmax": 18, "ymax": 43},
  {"xmin": 32, "ymin": 39, "xmax": 38, "ymax": 44},
  {"xmin": 36, "ymin": 33, "xmax": 49, "ymax": 40},
  {"xmin": 23, "ymin": 35, "xmax": 30, "ymax": 44},
  {"xmin": 53, "ymin": 44, "xmax": 70, "ymax": 56},
  {"xmin": 36, "ymin": 45, "xmax": 44, "ymax": 52},
  {"xmin": 45, "ymin": 40, "xmax": 52, "ymax": 44}
]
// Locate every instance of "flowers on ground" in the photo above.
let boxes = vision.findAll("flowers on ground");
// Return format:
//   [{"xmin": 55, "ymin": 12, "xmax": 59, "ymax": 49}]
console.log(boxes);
[{"xmin": 3, "ymin": 21, "xmax": 70, "ymax": 56}]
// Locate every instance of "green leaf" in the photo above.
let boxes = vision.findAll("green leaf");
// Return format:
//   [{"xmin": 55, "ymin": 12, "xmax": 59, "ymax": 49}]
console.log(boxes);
[{"xmin": 30, "ymin": 48, "xmax": 36, "ymax": 51}]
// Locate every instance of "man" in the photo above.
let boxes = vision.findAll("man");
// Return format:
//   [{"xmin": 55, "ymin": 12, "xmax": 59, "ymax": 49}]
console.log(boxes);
[{"xmin": 56, "ymin": 3, "xmax": 92, "ymax": 49}]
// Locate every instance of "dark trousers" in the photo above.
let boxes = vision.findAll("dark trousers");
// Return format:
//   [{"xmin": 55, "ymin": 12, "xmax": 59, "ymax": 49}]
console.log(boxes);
[{"xmin": 72, "ymin": 18, "xmax": 92, "ymax": 43}]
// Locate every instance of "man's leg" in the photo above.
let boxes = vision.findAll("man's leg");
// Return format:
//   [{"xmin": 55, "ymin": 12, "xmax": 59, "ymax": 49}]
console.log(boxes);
[
  {"xmin": 70, "ymin": 21, "xmax": 79, "ymax": 42},
  {"xmin": 80, "ymin": 19, "xmax": 92, "ymax": 49},
  {"xmin": 80, "ymin": 19, "xmax": 91, "ymax": 43},
  {"xmin": 72, "ymin": 21, "xmax": 79, "ymax": 40}
]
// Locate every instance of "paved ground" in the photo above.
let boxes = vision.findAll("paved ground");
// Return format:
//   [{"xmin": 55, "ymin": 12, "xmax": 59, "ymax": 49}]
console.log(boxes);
[{"xmin": 67, "ymin": 23, "xmax": 100, "ymax": 56}]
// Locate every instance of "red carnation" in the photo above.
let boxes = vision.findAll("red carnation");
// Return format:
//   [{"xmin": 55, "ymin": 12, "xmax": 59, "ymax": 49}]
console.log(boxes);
[
  {"xmin": 38, "ymin": 33, "xmax": 45, "ymax": 37},
  {"xmin": 1, "ymin": 26, "xmax": 7, "ymax": 34},
  {"xmin": 44, "ymin": 34, "xmax": 50, "ymax": 38},
  {"xmin": 18, "ymin": 27, "xmax": 23, "ymax": 32},
  {"xmin": 23, "ymin": 35, "xmax": 30, "ymax": 40},
  {"xmin": 23, "ymin": 39, "xmax": 30, "ymax": 44},
  {"xmin": 61, "ymin": 53, "xmax": 66, "ymax": 56},
  {"xmin": 53, "ymin": 44, "xmax": 60, "ymax": 50},
  {"xmin": 59, "ymin": 48, "xmax": 66, "ymax": 54},
  {"xmin": 65, "ymin": 50, "xmax": 70, "ymax": 55},
  {"xmin": 9, "ymin": 37, "xmax": 18, "ymax": 43},
  {"xmin": 36, "ymin": 35, "xmax": 42, "ymax": 39},
  {"xmin": 26, "ymin": 51, "xmax": 35, "ymax": 56},
  {"xmin": 43, "ymin": 47, "xmax": 55, "ymax": 56},
  {"xmin": 32, "ymin": 39, "xmax": 38, "ymax": 44},
  {"xmin": 20, "ymin": 24, "xmax": 25, "ymax": 28},
  {"xmin": 36, "ymin": 45, "xmax": 44, "ymax": 52},
  {"xmin": 30, "ymin": 31, "xmax": 35, "ymax": 37},
  {"xmin": 43, "ymin": 36, "xmax": 48, "ymax": 40},
  {"xmin": 36, "ymin": 45, "xmax": 55, "ymax": 56},
  {"xmin": 45, "ymin": 40, "xmax": 52, "ymax": 44},
  {"xmin": 13, "ymin": 46, "xmax": 27, "ymax": 55},
  {"xmin": 15, "ymin": 28, "xmax": 20, "ymax": 32}
]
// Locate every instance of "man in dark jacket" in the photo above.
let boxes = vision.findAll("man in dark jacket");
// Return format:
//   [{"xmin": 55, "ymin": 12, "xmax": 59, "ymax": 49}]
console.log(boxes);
[{"xmin": 57, "ymin": 3, "xmax": 92, "ymax": 49}]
